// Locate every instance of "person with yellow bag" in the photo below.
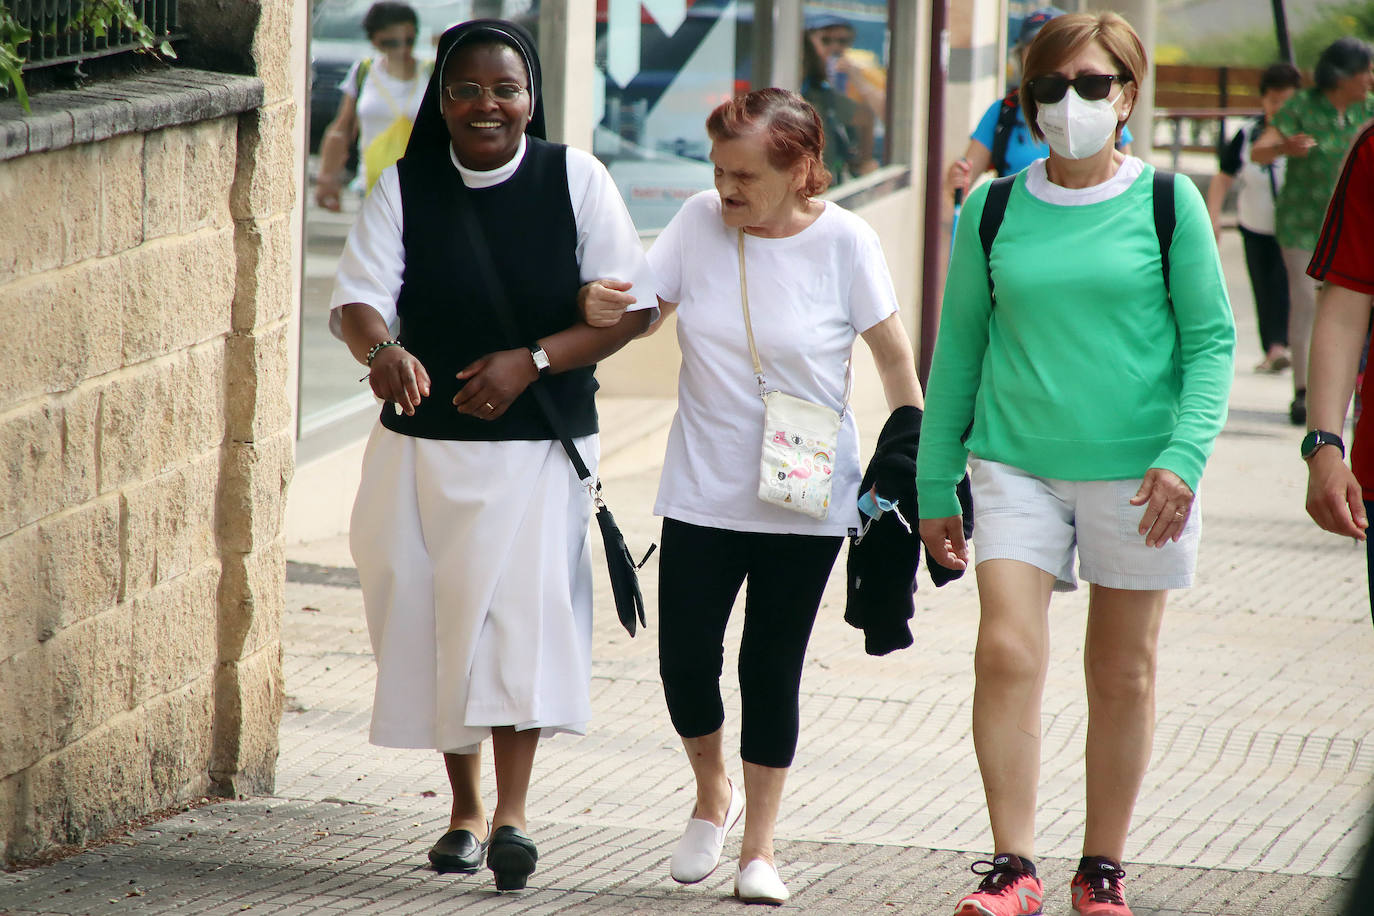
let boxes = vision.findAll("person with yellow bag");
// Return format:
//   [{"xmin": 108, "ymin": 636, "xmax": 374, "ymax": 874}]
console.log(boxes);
[{"xmin": 315, "ymin": 2, "xmax": 430, "ymax": 211}]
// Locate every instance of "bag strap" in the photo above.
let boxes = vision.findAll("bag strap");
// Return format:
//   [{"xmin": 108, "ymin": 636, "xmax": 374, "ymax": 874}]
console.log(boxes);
[
  {"xmin": 990, "ymin": 89, "xmax": 1020, "ymax": 177},
  {"xmin": 452, "ymin": 180, "xmax": 598, "ymax": 491},
  {"xmin": 736, "ymin": 229, "xmax": 852, "ymax": 410},
  {"xmin": 354, "ymin": 57, "xmax": 372, "ymax": 96},
  {"xmin": 978, "ymin": 175, "xmax": 1016, "ymax": 304},
  {"xmin": 365, "ymin": 59, "xmax": 407, "ymax": 119},
  {"xmin": 1152, "ymin": 168, "xmax": 1176, "ymax": 301}
]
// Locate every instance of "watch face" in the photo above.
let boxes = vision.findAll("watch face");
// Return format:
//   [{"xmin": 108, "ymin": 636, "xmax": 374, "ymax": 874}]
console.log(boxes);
[{"xmin": 531, "ymin": 347, "xmax": 550, "ymax": 371}]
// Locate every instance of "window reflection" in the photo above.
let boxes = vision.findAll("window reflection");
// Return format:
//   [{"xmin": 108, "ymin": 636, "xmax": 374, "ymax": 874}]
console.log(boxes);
[
  {"xmin": 594, "ymin": 0, "xmax": 754, "ymax": 231},
  {"xmin": 801, "ymin": 3, "xmax": 891, "ymax": 184}
]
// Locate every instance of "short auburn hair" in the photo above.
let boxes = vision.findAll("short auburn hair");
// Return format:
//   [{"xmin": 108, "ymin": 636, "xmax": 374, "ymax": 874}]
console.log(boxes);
[
  {"xmin": 706, "ymin": 88, "xmax": 832, "ymax": 198},
  {"xmin": 1020, "ymin": 12, "xmax": 1147, "ymax": 143}
]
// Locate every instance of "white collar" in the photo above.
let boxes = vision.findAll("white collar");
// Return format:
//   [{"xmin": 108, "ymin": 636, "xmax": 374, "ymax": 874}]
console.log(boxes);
[
  {"xmin": 448, "ymin": 134, "xmax": 528, "ymax": 189},
  {"xmin": 1023, "ymin": 155, "xmax": 1144, "ymax": 206}
]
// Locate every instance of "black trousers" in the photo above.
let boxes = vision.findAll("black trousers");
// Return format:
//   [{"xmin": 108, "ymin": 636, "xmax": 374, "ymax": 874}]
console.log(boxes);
[
  {"xmin": 1239, "ymin": 226, "xmax": 1291, "ymax": 353},
  {"xmin": 657, "ymin": 517, "xmax": 843, "ymax": 768}
]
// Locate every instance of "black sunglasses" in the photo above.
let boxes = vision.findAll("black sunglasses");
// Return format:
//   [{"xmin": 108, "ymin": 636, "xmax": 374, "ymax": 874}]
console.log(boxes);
[
  {"xmin": 1027, "ymin": 73, "xmax": 1129, "ymax": 104},
  {"xmin": 377, "ymin": 35, "xmax": 416, "ymax": 49}
]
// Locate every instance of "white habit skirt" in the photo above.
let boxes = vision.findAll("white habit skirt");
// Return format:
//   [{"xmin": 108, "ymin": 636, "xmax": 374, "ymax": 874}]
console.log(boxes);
[{"xmin": 349, "ymin": 423, "xmax": 598, "ymax": 754}]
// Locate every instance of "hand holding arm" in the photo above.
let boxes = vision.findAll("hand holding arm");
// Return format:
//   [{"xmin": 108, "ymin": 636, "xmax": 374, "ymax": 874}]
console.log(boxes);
[
  {"xmin": 1251, "ymin": 125, "xmax": 1314, "ymax": 164},
  {"xmin": 578, "ymin": 278, "xmax": 637, "ymax": 328}
]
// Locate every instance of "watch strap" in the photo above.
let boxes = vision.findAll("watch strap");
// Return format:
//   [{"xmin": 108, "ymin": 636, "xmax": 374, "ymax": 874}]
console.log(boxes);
[{"xmin": 1301, "ymin": 429, "xmax": 1345, "ymax": 460}]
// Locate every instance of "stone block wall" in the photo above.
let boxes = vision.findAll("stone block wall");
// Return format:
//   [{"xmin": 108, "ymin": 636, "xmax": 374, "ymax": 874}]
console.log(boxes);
[{"xmin": 0, "ymin": 0, "xmax": 303, "ymax": 863}]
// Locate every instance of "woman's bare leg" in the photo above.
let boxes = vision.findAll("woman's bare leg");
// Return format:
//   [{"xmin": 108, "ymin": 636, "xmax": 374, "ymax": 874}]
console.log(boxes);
[
  {"xmin": 972, "ymin": 559, "xmax": 1057, "ymax": 858},
  {"xmin": 738, "ymin": 762, "xmax": 787, "ymax": 865},
  {"xmin": 1082, "ymin": 585, "xmax": 1168, "ymax": 862},
  {"xmin": 681, "ymin": 728, "xmax": 733, "ymax": 824}
]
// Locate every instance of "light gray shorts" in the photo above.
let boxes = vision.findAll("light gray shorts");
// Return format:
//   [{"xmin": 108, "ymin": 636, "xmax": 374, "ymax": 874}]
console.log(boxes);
[{"xmin": 967, "ymin": 456, "xmax": 1200, "ymax": 592}]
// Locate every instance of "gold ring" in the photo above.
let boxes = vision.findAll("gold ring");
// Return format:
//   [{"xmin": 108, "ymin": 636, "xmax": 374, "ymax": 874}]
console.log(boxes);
[
  {"xmin": 484, "ymin": 402, "xmax": 494, "ymax": 411},
  {"xmin": 1174, "ymin": 509, "xmax": 1186, "ymax": 518}
]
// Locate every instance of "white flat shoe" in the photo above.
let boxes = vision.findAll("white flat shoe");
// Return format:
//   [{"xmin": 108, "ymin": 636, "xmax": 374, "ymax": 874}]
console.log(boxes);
[
  {"xmin": 669, "ymin": 780, "xmax": 745, "ymax": 883},
  {"xmin": 735, "ymin": 858, "xmax": 789, "ymax": 905}
]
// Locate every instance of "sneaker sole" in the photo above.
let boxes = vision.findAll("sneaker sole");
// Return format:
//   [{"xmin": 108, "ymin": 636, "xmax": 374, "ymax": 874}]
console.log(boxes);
[{"xmin": 955, "ymin": 903, "xmax": 1043, "ymax": 916}]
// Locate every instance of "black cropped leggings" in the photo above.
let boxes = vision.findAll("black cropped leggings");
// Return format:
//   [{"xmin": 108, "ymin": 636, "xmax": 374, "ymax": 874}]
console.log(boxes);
[{"xmin": 657, "ymin": 517, "xmax": 843, "ymax": 768}]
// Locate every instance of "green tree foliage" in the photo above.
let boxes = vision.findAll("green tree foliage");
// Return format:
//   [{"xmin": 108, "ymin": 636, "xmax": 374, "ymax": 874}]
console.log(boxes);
[{"xmin": 1175, "ymin": 0, "xmax": 1374, "ymax": 67}]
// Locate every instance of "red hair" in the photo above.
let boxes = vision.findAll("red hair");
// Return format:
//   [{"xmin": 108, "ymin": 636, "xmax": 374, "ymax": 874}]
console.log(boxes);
[{"xmin": 706, "ymin": 88, "xmax": 832, "ymax": 197}]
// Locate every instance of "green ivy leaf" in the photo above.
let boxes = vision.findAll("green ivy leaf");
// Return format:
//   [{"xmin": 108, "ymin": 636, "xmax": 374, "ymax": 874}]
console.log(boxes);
[{"xmin": 0, "ymin": 54, "xmax": 31, "ymax": 113}]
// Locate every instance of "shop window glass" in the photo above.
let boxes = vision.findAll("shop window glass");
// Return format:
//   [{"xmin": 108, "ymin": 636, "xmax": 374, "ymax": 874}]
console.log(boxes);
[
  {"xmin": 801, "ymin": 2, "xmax": 892, "ymax": 186},
  {"xmin": 594, "ymin": 0, "xmax": 754, "ymax": 232}
]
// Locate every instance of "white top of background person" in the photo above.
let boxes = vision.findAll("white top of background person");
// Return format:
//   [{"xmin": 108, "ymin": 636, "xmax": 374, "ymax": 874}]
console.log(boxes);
[{"xmin": 315, "ymin": 2, "xmax": 425, "ymax": 211}]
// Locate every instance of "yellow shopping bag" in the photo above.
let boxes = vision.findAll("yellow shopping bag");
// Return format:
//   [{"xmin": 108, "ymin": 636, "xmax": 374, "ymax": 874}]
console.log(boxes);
[{"xmin": 363, "ymin": 114, "xmax": 412, "ymax": 191}]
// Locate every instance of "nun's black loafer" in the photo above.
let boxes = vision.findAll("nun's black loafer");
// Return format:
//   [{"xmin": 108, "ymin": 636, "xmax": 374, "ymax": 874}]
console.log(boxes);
[
  {"xmin": 428, "ymin": 827, "xmax": 488, "ymax": 873},
  {"xmin": 486, "ymin": 825, "xmax": 538, "ymax": 891}
]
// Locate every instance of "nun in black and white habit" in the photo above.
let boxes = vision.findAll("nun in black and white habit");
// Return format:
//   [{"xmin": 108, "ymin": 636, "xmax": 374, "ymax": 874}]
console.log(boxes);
[{"xmin": 328, "ymin": 18, "xmax": 657, "ymax": 889}]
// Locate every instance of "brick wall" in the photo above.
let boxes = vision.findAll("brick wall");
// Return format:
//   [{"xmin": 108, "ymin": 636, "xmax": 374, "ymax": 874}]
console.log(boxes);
[{"xmin": 0, "ymin": 0, "xmax": 302, "ymax": 863}]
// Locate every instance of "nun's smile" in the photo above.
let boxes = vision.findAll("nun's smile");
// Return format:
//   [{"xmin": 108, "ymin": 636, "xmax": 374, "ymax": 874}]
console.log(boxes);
[{"xmin": 441, "ymin": 42, "xmax": 533, "ymax": 171}]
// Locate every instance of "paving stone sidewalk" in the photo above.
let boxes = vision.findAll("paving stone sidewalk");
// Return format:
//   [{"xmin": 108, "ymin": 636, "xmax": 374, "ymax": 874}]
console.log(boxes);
[{"xmin": 3, "ymin": 232, "xmax": 1370, "ymax": 915}]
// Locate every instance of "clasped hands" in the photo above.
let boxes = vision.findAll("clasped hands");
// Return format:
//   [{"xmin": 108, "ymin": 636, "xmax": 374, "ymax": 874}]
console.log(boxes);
[{"xmin": 366, "ymin": 345, "xmax": 538, "ymax": 419}]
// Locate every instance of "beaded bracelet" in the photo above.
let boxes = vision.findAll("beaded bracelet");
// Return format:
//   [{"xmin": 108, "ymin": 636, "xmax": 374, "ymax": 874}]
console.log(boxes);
[{"xmin": 366, "ymin": 339, "xmax": 403, "ymax": 366}]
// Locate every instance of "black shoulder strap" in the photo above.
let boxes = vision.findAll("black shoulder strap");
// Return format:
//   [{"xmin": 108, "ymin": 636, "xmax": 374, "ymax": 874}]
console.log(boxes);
[
  {"xmin": 990, "ymin": 90, "xmax": 1020, "ymax": 176},
  {"xmin": 1152, "ymin": 169, "xmax": 1176, "ymax": 300},
  {"xmin": 450, "ymin": 178, "xmax": 596, "ymax": 486},
  {"xmin": 978, "ymin": 175, "xmax": 1017, "ymax": 304}
]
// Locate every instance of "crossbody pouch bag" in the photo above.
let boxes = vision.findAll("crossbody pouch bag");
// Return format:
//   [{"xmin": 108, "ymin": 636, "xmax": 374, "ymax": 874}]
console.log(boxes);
[{"xmin": 737, "ymin": 229, "xmax": 850, "ymax": 520}]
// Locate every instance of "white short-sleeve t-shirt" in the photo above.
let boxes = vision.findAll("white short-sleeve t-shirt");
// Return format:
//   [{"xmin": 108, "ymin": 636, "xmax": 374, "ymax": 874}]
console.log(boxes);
[
  {"xmin": 650, "ymin": 190, "xmax": 899, "ymax": 537},
  {"xmin": 340, "ymin": 58, "xmax": 429, "ymax": 163}
]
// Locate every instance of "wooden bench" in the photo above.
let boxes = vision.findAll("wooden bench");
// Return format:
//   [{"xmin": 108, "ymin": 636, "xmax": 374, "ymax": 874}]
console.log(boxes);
[{"xmin": 1153, "ymin": 64, "xmax": 1269, "ymax": 169}]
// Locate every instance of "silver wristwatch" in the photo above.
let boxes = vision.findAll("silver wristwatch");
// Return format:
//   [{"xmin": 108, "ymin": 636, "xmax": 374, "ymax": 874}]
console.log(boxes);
[{"xmin": 529, "ymin": 344, "xmax": 551, "ymax": 375}]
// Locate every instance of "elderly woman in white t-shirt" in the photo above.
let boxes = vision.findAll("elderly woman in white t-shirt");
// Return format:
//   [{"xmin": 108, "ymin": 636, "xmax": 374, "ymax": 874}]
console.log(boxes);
[{"xmin": 583, "ymin": 87, "xmax": 922, "ymax": 905}]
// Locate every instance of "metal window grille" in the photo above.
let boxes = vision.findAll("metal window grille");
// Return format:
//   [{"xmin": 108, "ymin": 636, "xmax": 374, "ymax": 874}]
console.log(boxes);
[{"xmin": 6, "ymin": 0, "xmax": 178, "ymax": 72}]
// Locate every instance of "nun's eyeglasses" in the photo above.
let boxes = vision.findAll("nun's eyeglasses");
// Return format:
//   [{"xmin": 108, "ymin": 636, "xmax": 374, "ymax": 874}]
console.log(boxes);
[{"xmin": 444, "ymin": 82, "xmax": 528, "ymax": 103}]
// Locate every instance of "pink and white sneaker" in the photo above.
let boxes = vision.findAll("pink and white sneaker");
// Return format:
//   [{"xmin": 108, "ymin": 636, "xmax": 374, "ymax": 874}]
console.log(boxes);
[
  {"xmin": 1070, "ymin": 856, "xmax": 1132, "ymax": 916},
  {"xmin": 954, "ymin": 854, "xmax": 1044, "ymax": 916}
]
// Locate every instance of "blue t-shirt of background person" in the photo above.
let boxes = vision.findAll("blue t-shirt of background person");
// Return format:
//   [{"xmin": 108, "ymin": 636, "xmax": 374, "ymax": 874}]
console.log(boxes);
[{"xmin": 971, "ymin": 95, "xmax": 1135, "ymax": 176}]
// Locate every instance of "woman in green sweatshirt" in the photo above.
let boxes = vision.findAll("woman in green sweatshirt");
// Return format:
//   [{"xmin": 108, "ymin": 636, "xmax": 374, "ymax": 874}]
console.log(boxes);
[{"xmin": 916, "ymin": 14, "xmax": 1235, "ymax": 916}]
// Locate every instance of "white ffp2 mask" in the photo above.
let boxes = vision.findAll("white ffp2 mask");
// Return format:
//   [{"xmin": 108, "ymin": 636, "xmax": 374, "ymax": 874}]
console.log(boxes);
[{"xmin": 1036, "ymin": 88, "xmax": 1122, "ymax": 160}]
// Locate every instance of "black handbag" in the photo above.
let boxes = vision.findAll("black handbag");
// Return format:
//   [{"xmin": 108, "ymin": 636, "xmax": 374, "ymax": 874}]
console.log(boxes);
[{"xmin": 453, "ymin": 189, "xmax": 648, "ymax": 637}]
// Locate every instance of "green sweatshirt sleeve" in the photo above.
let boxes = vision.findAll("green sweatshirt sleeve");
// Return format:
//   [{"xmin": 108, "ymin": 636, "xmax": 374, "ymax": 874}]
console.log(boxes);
[
  {"xmin": 1149, "ymin": 172, "xmax": 1236, "ymax": 491},
  {"xmin": 915, "ymin": 180, "xmax": 997, "ymax": 519}
]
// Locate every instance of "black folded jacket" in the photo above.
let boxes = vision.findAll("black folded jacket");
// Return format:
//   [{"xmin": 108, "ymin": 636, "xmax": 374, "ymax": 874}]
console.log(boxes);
[{"xmin": 844, "ymin": 406, "xmax": 974, "ymax": 656}]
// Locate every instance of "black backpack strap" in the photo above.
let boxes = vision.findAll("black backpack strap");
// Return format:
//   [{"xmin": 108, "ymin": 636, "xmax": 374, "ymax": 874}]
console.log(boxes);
[
  {"xmin": 989, "ymin": 89, "xmax": 1019, "ymax": 177},
  {"xmin": 978, "ymin": 175, "xmax": 1017, "ymax": 304},
  {"xmin": 1152, "ymin": 169, "xmax": 1176, "ymax": 300}
]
